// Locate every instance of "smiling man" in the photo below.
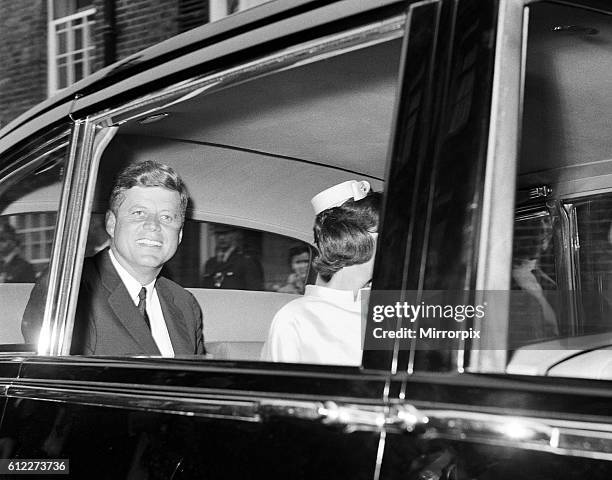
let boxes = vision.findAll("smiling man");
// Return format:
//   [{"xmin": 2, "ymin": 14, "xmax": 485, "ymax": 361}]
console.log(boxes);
[{"xmin": 23, "ymin": 161, "xmax": 205, "ymax": 356}]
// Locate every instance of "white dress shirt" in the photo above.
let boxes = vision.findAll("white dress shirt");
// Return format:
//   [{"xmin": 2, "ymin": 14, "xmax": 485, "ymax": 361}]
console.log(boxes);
[
  {"xmin": 108, "ymin": 250, "xmax": 175, "ymax": 356},
  {"xmin": 261, "ymin": 284, "xmax": 364, "ymax": 366}
]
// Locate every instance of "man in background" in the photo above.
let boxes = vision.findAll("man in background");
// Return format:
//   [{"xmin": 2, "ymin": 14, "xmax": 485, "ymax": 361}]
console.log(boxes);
[
  {"xmin": 202, "ymin": 225, "xmax": 263, "ymax": 290},
  {"xmin": 0, "ymin": 221, "xmax": 35, "ymax": 283}
]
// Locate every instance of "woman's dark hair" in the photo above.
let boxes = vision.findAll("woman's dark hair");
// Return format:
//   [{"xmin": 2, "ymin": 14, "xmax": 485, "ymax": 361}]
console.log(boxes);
[{"xmin": 312, "ymin": 191, "xmax": 381, "ymax": 282}]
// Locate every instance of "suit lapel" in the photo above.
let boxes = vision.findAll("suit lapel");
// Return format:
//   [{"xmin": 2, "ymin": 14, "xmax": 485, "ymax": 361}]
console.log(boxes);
[
  {"xmin": 96, "ymin": 250, "xmax": 160, "ymax": 354},
  {"xmin": 156, "ymin": 279, "xmax": 192, "ymax": 354}
]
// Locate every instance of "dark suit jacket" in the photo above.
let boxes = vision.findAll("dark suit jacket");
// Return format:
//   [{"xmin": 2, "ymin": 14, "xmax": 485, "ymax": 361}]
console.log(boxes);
[
  {"xmin": 22, "ymin": 249, "xmax": 205, "ymax": 356},
  {"xmin": 202, "ymin": 250, "xmax": 263, "ymax": 290}
]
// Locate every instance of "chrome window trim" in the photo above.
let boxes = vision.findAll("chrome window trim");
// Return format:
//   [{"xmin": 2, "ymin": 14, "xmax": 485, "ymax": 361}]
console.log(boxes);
[
  {"xmin": 39, "ymin": 122, "xmax": 117, "ymax": 355},
  {"xmin": 6, "ymin": 384, "xmax": 391, "ymax": 428},
  {"xmin": 470, "ymin": 0, "xmax": 528, "ymax": 371},
  {"xmin": 515, "ymin": 209, "xmax": 550, "ymax": 222},
  {"xmin": 7, "ymin": 385, "xmax": 263, "ymax": 422},
  {"xmin": 419, "ymin": 407, "xmax": 612, "ymax": 461},
  {"xmin": 0, "ymin": 126, "xmax": 71, "ymax": 356},
  {"xmin": 549, "ymin": 199, "xmax": 580, "ymax": 328},
  {"xmin": 563, "ymin": 201, "xmax": 583, "ymax": 335},
  {"xmin": 38, "ymin": 121, "xmax": 90, "ymax": 355},
  {"xmin": 0, "ymin": 130, "xmax": 70, "ymax": 183},
  {"xmin": 52, "ymin": 12, "xmax": 409, "ymax": 357},
  {"xmin": 558, "ymin": 183, "xmax": 612, "ymax": 200}
]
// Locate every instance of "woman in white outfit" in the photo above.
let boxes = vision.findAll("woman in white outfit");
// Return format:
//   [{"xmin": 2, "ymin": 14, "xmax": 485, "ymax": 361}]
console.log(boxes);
[{"xmin": 261, "ymin": 180, "xmax": 381, "ymax": 365}]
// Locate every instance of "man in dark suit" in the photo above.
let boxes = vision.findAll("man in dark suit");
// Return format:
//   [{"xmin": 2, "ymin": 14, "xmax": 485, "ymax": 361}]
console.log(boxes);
[
  {"xmin": 22, "ymin": 161, "xmax": 204, "ymax": 356},
  {"xmin": 202, "ymin": 225, "xmax": 263, "ymax": 290},
  {"xmin": 0, "ymin": 221, "xmax": 36, "ymax": 283}
]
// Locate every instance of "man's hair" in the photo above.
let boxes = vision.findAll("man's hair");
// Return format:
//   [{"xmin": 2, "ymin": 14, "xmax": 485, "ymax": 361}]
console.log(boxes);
[
  {"xmin": 108, "ymin": 161, "xmax": 189, "ymax": 219},
  {"xmin": 312, "ymin": 191, "xmax": 381, "ymax": 282},
  {"xmin": 288, "ymin": 244, "xmax": 311, "ymax": 265}
]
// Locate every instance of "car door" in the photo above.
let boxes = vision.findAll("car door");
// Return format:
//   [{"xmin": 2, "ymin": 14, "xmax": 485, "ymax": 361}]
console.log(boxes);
[
  {"xmin": 0, "ymin": 1, "xmax": 458, "ymax": 479},
  {"xmin": 378, "ymin": 0, "xmax": 612, "ymax": 478}
]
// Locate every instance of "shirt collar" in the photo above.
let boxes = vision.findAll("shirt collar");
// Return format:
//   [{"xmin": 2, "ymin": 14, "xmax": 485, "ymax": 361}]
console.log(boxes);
[
  {"xmin": 305, "ymin": 284, "xmax": 365, "ymax": 308},
  {"xmin": 108, "ymin": 249, "xmax": 156, "ymax": 304}
]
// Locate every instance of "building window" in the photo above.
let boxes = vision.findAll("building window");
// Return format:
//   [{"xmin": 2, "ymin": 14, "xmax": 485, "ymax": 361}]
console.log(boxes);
[
  {"xmin": 12, "ymin": 213, "xmax": 58, "ymax": 271},
  {"xmin": 209, "ymin": 0, "xmax": 272, "ymax": 22},
  {"xmin": 48, "ymin": 0, "xmax": 95, "ymax": 95}
]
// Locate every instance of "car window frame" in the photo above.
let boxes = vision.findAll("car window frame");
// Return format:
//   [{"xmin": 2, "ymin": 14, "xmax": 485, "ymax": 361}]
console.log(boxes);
[
  {"xmin": 467, "ymin": 0, "xmax": 612, "ymax": 373},
  {"xmin": 0, "ymin": 122, "xmax": 73, "ymax": 353},
  {"xmin": 40, "ymin": 1, "xmax": 422, "ymax": 372}
]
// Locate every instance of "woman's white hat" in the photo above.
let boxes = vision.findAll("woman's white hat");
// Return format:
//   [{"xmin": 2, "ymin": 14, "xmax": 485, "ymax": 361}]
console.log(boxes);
[{"xmin": 311, "ymin": 180, "xmax": 371, "ymax": 215}]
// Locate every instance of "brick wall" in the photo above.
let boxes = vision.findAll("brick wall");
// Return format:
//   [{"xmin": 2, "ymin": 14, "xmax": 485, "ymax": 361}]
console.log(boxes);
[
  {"xmin": 113, "ymin": 0, "xmax": 178, "ymax": 62},
  {"xmin": 91, "ymin": 0, "xmax": 208, "ymax": 72},
  {"xmin": 91, "ymin": 0, "xmax": 180, "ymax": 72},
  {"xmin": 0, "ymin": 0, "xmax": 211, "ymax": 129},
  {"xmin": 0, "ymin": 0, "xmax": 48, "ymax": 129}
]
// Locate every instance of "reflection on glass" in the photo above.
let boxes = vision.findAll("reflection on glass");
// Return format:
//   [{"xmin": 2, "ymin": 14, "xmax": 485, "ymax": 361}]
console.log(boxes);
[
  {"xmin": 142, "ymin": 219, "xmax": 312, "ymax": 293},
  {"xmin": 575, "ymin": 195, "xmax": 612, "ymax": 335},
  {"xmin": 0, "ymin": 148, "xmax": 66, "ymax": 348},
  {"xmin": 510, "ymin": 215, "xmax": 559, "ymax": 349}
]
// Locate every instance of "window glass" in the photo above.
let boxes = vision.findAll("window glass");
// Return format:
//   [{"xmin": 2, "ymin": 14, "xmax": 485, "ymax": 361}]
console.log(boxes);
[
  {"xmin": 74, "ymin": 23, "xmax": 402, "ymax": 363},
  {"xmin": 49, "ymin": 2, "xmax": 95, "ymax": 93},
  {"xmin": 85, "ymin": 214, "xmax": 313, "ymax": 293},
  {"xmin": 502, "ymin": 2, "xmax": 612, "ymax": 378},
  {"xmin": 0, "ymin": 132, "xmax": 68, "ymax": 350},
  {"xmin": 572, "ymin": 194, "xmax": 612, "ymax": 336},
  {"xmin": 52, "ymin": 0, "xmax": 93, "ymax": 19},
  {"xmin": 179, "ymin": 222, "xmax": 313, "ymax": 294},
  {"xmin": 509, "ymin": 212, "xmax": 560, "ymax": 350}
]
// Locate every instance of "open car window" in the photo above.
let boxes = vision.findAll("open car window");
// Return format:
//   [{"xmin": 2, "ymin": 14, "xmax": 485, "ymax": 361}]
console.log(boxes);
[
  {"xmin": 37, "ymin": 14, "xmax": 406, "ymax": 364},
  {"xmin": 0, "ymin": 126, "xmax": 69, "ymax": 353}
]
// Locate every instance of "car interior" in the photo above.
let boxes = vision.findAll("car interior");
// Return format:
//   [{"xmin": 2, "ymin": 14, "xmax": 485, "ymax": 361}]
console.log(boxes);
[{"xmin": 0, "ymin": 32, "xmax": 397, "ymax": 360}]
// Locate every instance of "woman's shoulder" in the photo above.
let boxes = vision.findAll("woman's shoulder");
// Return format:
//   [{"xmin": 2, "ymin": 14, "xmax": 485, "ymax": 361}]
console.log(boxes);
[{"xmin": 274, "ymin": 294, "xmax": 312, "ymax": 317}]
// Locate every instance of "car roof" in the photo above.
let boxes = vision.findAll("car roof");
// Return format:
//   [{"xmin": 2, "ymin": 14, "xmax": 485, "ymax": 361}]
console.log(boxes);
[{"xmin": 0, "ymin": 0, "xmax": 326, "ymax": 148}]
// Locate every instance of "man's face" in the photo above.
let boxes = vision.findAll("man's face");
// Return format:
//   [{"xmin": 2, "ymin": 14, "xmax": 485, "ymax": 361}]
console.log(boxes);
[
  {"xmin": 215, "ymin": 230, "xmax": 237, "ymax": 251},
  {"xmin": 291, "ymin": 252, "xmax": 310, "ymax": 278},
  {"xmin": 106, "ymin": 186, "xmax": 183, "ymax": 280}
]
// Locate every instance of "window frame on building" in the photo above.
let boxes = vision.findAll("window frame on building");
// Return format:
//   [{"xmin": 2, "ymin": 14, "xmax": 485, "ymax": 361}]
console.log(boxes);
[
  {"xmin": 209, "ymin": 0, "xmax": 272, "ymax": 22},
  {"xmin": 47, "ymin": 1, "xmax": 96, "ymax": 95}
]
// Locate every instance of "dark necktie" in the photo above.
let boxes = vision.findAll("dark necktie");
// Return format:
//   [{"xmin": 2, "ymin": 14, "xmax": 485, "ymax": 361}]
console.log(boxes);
[{"xmin": 138, "ymin": 287, "xmax": 151, "ymax": 330}]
